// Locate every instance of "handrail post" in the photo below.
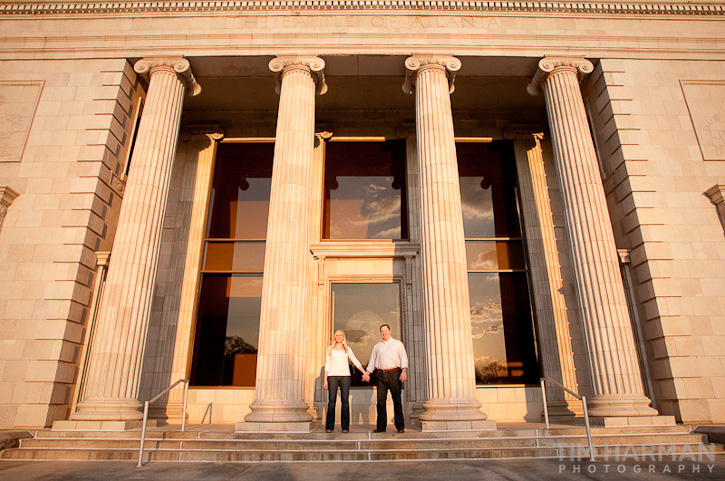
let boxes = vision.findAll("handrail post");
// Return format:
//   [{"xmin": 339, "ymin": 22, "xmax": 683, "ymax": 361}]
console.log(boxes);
[
  {"xmin": 540, "ymin": 377, "xmax": 595, "ymax": 461},
  {"xmin": 136, "ymin": 378, "xmax": 189, "ymax": 467},
  {"xmin": 540, "ymin": 378, "xmax": 550, "ymax": 429},
  {"xmin": 582, "ymin": 396, "xmax": 596, "ymax": 461},
  {"xmin": 136, "ymin": 400, "xmax": 149, "ymax": 468},
  {"xmin": 181, "ymin": 380, "xmax": 189, "ymax": 432}
]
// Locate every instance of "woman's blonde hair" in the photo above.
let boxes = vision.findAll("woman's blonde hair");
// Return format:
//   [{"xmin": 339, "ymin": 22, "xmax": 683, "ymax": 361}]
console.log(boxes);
[{"xmin": 328, "ymin": 329, "xmax": 348, "ymax": 353}]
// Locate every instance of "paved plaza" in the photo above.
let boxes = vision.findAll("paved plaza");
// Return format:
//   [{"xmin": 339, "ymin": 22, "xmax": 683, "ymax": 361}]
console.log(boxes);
[{"xmin": 1, "ymin": 457, "xmax": 724, "ymax": 481}]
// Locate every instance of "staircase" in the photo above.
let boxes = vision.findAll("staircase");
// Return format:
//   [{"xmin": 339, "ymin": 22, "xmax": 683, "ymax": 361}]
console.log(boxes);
[{"xmin": 1, "ymin": 424, "xmax": 721, "ymax": 463}]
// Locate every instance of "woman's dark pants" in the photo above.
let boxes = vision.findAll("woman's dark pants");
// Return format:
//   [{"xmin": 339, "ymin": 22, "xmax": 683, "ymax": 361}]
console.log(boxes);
[{"xmin": 326, "ymin": 375, "xmax": 352, "ymax": 431}]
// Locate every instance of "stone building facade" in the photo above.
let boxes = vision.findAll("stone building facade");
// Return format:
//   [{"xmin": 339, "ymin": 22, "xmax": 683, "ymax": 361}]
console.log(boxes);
[{"xmin": 0, "ymin": 1, "xmax": 723, "ymax": 430}]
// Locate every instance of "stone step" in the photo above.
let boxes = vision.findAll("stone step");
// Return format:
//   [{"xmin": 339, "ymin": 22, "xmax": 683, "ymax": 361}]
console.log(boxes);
[
  {"xmin": 5, "ymin": 424, "xmax": 720, "ymax": 463},
  {"xmin": 2, "ymin": 442, "xmax": 719, "ymax": 463},
  {"xmin": 29, "ymin": 423, "xmax": 693, "ymax": 439},
  {"xmin": 18, "ymin": 432, "xmax": 707, "ymax": 451}
]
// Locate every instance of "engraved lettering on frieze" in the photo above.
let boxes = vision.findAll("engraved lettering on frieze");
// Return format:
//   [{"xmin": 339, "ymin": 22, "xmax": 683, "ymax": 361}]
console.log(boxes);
[
  {"xmin": 0, "ymin": 81, "xmax": 44, "ymax": 162},
  {"xmin": 681, "ymin": 81, "xmax": 725, "ymax": 161},
  {"xmin": 242, "ymin": 15, "xmax": 498, "ymax": 30}
]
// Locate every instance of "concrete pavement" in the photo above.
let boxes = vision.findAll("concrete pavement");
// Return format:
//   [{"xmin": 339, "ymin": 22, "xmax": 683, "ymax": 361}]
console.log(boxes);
[{"xmin": 0, "ymin": 457, "xmax": 724, "ymax": 481}]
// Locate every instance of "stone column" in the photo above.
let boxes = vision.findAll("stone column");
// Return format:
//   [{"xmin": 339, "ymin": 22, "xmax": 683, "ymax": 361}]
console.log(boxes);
[
  {"xmin": 241, "ymin": 56, "xmax": 326, "ymax": 431},
  {"xmin": 403, "ymin": 56, "xmax": 492, "ymax": 430},
  {"xmin": 528, "ymin": 57, "xmax": 658, "ymax": 419},
  {"xmin": 70, "ymin": 58, "xmax": 200, "ymax": 425}
]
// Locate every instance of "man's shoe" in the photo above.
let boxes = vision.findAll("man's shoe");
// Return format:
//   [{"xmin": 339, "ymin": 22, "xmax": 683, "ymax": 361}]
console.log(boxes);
[
  {"xmin": 397, "ymin": 428, "xmax": 405, "ymax": 433},
  {"xmin": 373, "ymin": 428, "xmax": 386, "ymax": 433}
]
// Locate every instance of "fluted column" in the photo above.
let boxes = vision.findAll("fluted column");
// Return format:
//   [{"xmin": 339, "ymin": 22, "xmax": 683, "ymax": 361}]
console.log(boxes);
[
  {"xmin": 528, "ymin": 57, "xmax": 657, "ymax": 417},
  {"xmin": 241, "ymin": 56, "xmax": 326, "ymax": 430},
  {"xmin": 72, "ymin": 58, "xmax": 200, "ymax": 422},
  {"xmin": 404, "ymin": 56, "xmax": 491, "ymax": 430}
]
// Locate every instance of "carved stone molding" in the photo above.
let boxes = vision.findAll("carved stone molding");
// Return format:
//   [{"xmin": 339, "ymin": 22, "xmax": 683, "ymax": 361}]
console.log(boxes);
[
  {"xmin": 403, "ymin": 55, "xmax": 462, "ymax": 95},
  {"xmin": 527, "ymin": 57, "xmax": 595, "ymax": 96},
  {"xmin": 0, "ymin": 186, "xmax": 19, "ymax": 231},
  {"xmin": 134, "ymin": 57, "xmax": 202, "ymax": 97},
  {"xmin": 269, "ymin": 56, "xmax": 327, "ymax": 96},
  {"xmin": 705, "ymin": 184, "xmax": 725, "ymax": 234},
  {"xmin": 2, "ymin": 2, "xmax": 722, "ymax": 17}
]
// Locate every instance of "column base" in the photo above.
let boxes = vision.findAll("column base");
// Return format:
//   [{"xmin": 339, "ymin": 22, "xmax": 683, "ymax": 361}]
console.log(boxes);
[
  {"xmin": 585, "ymin": 415, "xmax": 676, "ymax": 427},
  {"xmin": 236, "ymin": 421, "xmax": 312, "ymax": 433},
  {"xmin": 541, "ymin": 400, "xmax": 578, "ymax": 422},
  {"xmin": 52, "ymin": 419, "xmax": 158, "ymax": 431},
  {"xmin": 419, "ymin": 399, "xmax": 489, "ymax": 423},
  {"xmin": 70, "ymin": 399, "xmax": 144, "ymax": 422},
  {"xmin": 417, "ymin": 419, "xmax": 497, "ymax": 431},
  {"xmin": 243, "ymin": 400, "xmax": 314, "ymax": 424},
  {"xmin": 586, "ymin": 395, "xmax": 659, "ymax": 418}
]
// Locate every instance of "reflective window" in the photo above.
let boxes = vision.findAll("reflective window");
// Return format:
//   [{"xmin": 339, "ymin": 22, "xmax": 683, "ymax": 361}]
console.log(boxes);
[
  {"xmin": 458, "ymin": 142, "xmax": 540, "ymax": 385},
  {"xmin": 330, "ymin": 282, "xmax": 402, "ymax": 387},
  {"xmin": 324, "ymin": 141, "xmax": 408, "ymax": 240},
  {"xmin": 190, "ymin": 142, "xmax": 273, "ymax": 387}
]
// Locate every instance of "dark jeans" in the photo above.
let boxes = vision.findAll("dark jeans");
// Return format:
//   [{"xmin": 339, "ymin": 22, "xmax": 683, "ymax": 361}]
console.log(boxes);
[
  {"xmin": 376, "ymin": 369, "xmax": 404, "ymax": 431},
  {"xmin": 326, "ymin": 375, "xmax": 352, "ymax": 431}
]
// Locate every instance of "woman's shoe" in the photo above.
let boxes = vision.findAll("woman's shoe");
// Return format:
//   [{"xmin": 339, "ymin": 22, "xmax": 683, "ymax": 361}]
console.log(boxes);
[
  {"xmin": 342, "ymin": 430, "xmax": 349, "ymax": 433},
  {"xmin": 326, "ymin": 429, "xmax": 332, "ymax": 433}
]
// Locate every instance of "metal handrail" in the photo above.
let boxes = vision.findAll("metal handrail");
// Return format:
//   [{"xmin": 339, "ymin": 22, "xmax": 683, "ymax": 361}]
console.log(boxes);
[
  {"xmin": 137, "ymin": 379, "xmax": 189, "ymax": 468},
  {"xmin": 540, "ymin": 377, "xmax": 595, "ymax": 462}
]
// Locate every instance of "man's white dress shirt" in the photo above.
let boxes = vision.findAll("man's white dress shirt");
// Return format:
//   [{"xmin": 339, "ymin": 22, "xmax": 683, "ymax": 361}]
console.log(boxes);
[{"xmin": 366, "ymin": 337, "xmax": 408, "ymax": 372}]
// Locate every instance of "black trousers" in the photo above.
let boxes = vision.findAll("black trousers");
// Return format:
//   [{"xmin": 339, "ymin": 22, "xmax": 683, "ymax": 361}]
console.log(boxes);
[
  {"xmin": 376, "ymin": 370, "xmax": 404, "ymax": 431},
  {"xmin": 326, "ymin": 375, "xmax": 352, "ymax": 431}
]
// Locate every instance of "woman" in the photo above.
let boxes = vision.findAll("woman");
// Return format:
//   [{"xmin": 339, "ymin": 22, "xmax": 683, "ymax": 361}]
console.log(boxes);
[{"xmin": 324, "ymin": 329, "xmax": 365, "ymax": 433}]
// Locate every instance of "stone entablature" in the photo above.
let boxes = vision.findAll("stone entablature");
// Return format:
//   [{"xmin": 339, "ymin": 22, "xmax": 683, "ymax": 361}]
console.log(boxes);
[{"xmin": 1, "ymin": 1, "xmax": 723, "ymax": 16}]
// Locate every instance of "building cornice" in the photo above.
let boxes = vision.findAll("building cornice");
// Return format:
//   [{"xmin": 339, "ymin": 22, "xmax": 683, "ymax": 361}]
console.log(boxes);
[{"xmin": 0, "ymin": 1, "xmax": 723, "ymax": 17}]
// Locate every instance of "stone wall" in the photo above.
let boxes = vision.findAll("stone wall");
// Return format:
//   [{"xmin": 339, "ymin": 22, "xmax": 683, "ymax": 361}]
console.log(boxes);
[{"xmin": 585, "ymin": 58, "xmax": 725, "ymax": 423}]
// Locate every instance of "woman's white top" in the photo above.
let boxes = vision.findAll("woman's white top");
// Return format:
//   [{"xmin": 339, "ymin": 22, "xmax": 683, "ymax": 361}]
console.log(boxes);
[{"xmin": 324, "ymin": 345, "xmax": 363, "ymax": 376}]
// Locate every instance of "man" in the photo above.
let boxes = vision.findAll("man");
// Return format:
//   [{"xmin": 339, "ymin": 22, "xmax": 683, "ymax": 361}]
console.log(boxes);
[{"xmin": 362, "ymin": 324, "xmax": 408, "ymax": 433}]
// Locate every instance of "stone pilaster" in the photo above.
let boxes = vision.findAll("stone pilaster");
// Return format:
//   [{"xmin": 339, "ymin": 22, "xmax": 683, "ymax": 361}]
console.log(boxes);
[
  {"xmin": 69, "ymin": 58, "xmax": 200, "ymax": 425},
  {"xmin": 507, "ymin": 128, "xmax": 578, "ymax": 420},
  {"xmin": 404, "ymin": 56, "xmax": 492, "ymax": 430},
  {"xmin": 528, "ymin": 57, "xmax": 658, "ymax": 419},
  {"xmin": 152, "ymin": 126, "xmax": 224, "ymax": 421},
  {"xmin": 240, "ymin": 56, "xmax": 326, "ymax": 432}
]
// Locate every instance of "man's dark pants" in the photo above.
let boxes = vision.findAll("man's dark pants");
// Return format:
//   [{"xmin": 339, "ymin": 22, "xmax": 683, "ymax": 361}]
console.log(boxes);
[{"xmin": 376, "ymin": 369, "xmax": 404, "ymax": 431}]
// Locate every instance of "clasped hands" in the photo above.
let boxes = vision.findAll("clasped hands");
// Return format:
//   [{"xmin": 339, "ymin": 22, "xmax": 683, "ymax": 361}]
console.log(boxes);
[{"xmin": 361, "ymin": 371, "xmax": 407, "ymax": 383}]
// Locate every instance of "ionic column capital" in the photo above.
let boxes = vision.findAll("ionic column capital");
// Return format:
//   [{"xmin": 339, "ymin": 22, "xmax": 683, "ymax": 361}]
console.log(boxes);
[
  {"xmin": 403, "ymin": 55, "xmax": 461, "ymax": 95},
  {"xmin": 315, "ymin": 130, "xmax": 333, "ymax": 141},
  {"xmin": 527, "ymin": 57, "xmax": 594, "ymax": 95},
  {"xmin": 134, "ymin": 57, "xmax": 202, "ymax": 96},
  {"xmin": 269, "ymin": 56, "xmax": 327, "ymax": 95},
  {"xmin": 503, "ymin": 125, "xmax": 546, "ymax": 141},
  {"xmin": 180, "ymin": 124, "xmax": 225, "ymax": 142}
]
